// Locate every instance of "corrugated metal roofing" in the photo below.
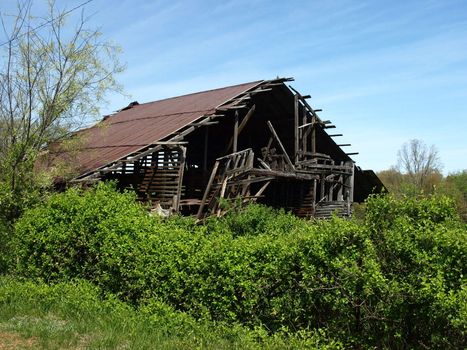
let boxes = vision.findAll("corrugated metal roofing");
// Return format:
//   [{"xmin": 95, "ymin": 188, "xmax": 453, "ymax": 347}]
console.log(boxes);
[{"xmin": 68, "ymin": 80, "xmax": 262, "ymax": 176}]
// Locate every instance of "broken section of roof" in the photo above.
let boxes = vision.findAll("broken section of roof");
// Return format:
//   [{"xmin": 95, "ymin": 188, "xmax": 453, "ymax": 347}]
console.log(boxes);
[{"xmin": 47, "ymin": 77, "xmax": 384, "ymax": 218}]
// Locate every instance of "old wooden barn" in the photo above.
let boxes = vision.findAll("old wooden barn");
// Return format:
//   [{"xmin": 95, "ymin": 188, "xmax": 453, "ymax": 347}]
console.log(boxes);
[{"xmin": 49, "ymin": 77, "xmax": 383, "ymax": 219}]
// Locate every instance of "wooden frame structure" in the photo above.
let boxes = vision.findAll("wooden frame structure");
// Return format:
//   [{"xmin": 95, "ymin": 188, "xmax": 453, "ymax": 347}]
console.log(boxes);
[{"xmin": 64, "ymin": 77, "xmax": 383, "ymax": 218}]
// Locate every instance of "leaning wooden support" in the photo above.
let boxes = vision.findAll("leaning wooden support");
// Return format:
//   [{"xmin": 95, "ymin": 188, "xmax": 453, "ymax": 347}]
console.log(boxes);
[
  {"xmin": 197, "ymin": 160, "xmax": 220, "ymax": 219},
  {"xmin": 253, "ymin": 181, "xmax": 271, "ymax": 201},
  {"xmin": 266, "ymin": 121, "xmax": 295, "ymax": 171}
]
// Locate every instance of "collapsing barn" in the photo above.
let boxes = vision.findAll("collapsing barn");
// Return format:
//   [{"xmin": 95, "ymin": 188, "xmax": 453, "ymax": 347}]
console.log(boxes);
[{"xmin": 56, "ymin": 77, "xmax": 384, "ymax": 219}]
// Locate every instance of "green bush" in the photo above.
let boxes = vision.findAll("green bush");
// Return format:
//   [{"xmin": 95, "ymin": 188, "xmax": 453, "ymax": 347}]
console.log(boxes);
[
  {"xmin": 0, "ymin": 276, "xmax": 342, "ymax": 349},
  {"xmin": 13, "ymin": 182, "xmax": 156, "ymax": 296},
  {"xmin": 13, "ymin": 186, "xmax": 467, "ymax": 349}
]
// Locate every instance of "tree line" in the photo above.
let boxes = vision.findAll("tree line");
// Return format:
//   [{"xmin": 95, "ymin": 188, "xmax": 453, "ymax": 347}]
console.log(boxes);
[{"xmin": 376, "ymin": 139, "xmax": 466, "ymax": 221}]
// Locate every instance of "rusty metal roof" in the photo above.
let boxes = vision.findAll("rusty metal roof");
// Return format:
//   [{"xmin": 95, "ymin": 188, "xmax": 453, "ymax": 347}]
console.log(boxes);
[{"xmin": 64, "ymin": 80, "xmax": 262, "ymax": 177}]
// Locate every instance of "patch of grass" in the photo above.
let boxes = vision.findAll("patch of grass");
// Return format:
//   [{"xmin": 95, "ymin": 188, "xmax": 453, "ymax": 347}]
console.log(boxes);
[{"xmin": 0, "ymin": 276, "xmax": 341, "ymax": 350}]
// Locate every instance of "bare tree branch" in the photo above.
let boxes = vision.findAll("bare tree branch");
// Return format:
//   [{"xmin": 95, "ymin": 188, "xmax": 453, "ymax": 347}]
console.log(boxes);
[{"xmin": 397, "ymin": 139, "xmax": 443, "ymax": 191}]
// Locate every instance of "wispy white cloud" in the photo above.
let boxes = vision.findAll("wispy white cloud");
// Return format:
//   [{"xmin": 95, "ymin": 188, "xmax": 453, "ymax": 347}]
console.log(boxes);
[{"xmin": 86, "ymin": 0, "xmax": 467, "ymax": 172}]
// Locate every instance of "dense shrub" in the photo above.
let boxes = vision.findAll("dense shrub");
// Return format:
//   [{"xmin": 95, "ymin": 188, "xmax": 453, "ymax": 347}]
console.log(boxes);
[
  {"xmin": 0, "ymin": 276, "xmax": 342, "ymax": 349},
  {"xmin": 14, "ymin": 182, "xmax": 156, "ymax": 295},
  {"xmin": 13, "ymin": 185, "xmax": 467, "ymax": 349}
]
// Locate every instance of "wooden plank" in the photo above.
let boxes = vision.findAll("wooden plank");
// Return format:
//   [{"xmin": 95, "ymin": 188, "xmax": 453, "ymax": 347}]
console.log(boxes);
[
  {"xmin": 217, "ymin": 105, "xmax": 248, "ymax": 111},
  {"xmin": 155, "ymin": 141, "xmax": 188, "ymax": 145},
  {"xmin": 298, "ymin": 122, "xmax": 313, "ymax": 129},
  {"xmin": 337, "ymin": 174, "xmax": 343, "ymax": 201},
  {"xmin": 173, "ymin": 146, "xmax": 186, "ymax": 213},
  {"xmin": 197, "ymin": 160, "xmax": 220, "ymax": 219},
  {"xmin": 312, "ymin": 178, "xmax": 317, "ymax": 214},
  {"xmin": 348, "ymin": 162, "xmax": 354, "ymax": 203},
  {"xmin": 248, "ymin": 168, "xmax": 318, "ymax": 181},
  {"xmin": 216, "ymin": 148, "xmax": 252, "ymax": 161},
  {"xmin": 267, "ymin": 121, "xmax": 295, "ymax": 171},
  {"xmin": 294, "ymin": 94, "xmax": 299, "ymax": 163},
  {"xmin": 302, "ymin": 107, "xmax": 307, "ymax": 155},
  {"xmin": 228, "ymin": 176, "xmax": 275, "ymax": 186},
  {"xmin": 297, "ymin": 151, "xmax": 331, "ymax": 158},
  {"xmin": 337, "ymin": 144, "xmax": 351, "ymax": 147},
  {"xmin": 320, "ymin": 175, "xmax": 326, "ymax": 201},
  {"xmin": 233, "ymin": 110, "xmax": 239, "ymax": 153},
  {"xmin": 252, "ymin": 181, "xmax": 271, "ymax": 201},
  {"xmin": 188, "ymin": 121, "xmax": 218, "ymax": 126},
  {"xmin": 245, "ymin": 88, "xmax": 272, "ymax": 94},
  {"xmin": 216, "ymin": 175, "xmax": 232, "ymax": 217},
  {"xmin": 203, "ymin": 127, "xmax": 208, "ymax": 172},
  {"xmin": 329, "ymin": 134, "xmax": 343, "ymax": 137},
  {"xmin": 258, "ymin": 158, "xmax": 271, "ymax": 170},
  {"xmin": 238, "ymin": 104, "xmax": 256, "ymax": 134}
]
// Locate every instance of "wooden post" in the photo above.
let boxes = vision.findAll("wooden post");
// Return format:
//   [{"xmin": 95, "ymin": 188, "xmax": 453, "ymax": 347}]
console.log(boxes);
[
  {"xmin": 311, "ymin": 116, "xmax": 316, "ymax": 154},
  {"xmin": 337, "ymin": 161, "xmax": 344, "ymax": 201},
  {"xmin": 173, "ymin": 146, "xmax": 186, "ymax": 213},
  {"xmin": 320, "ymin": 174, "xmax": 325, "ymax": 201},
  {"xmin": 294, "ymin": 94, "xmax": 299, "ymax": 163},
  {"xmin": 233, "ymin": 111, "xmax": 239, "ymax": 153},
  {"xmin": 203, "ymin": 127, "xmax": 209, "ymax": 172},
  {"xmin": 216, "ymin": 177, "xmax": 229, "ymax": 216},
  {"xmin": 312, "ymin": 178, "xmax": 317, "ymax": 215},
  {"xmin": 349, "ymin": 163, "xmax": 354, "ymax": 203},
  {"xmin": 225, "ymin": 105, "xmax": 255, "ymax": 153},
  {"xmin": 344, "ymin": 161, "xmax": 354, "ymax": 216},
  {"xmin": 302, "ymin": 107, "xmax": 307, "ymax": 155},
  {"xmin": 337, "ymin": 177, "xmax": 343, "ymax": 201}
]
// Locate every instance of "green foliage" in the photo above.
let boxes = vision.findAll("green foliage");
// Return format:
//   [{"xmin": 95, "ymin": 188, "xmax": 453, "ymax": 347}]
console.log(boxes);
[
  {"xmin": 438, "ymin": 170, "xmax": 467, "ymax": 221},
  {"xmin": 0, "ymin": 276, "xmax": 342, "ymax": 349},
  {"xmin": 376, "ymin": 167, "xmax": 467, "ymax": 221},
  {"xmin": 364, "ymin": 193, "xmax": 459, "ymax": 231},
  {"xmin": 364, "ymin": 194, "xmax": 466, "ymax": 348},
  {"xmin": 13, "ymin": 185, "xmax": 467, "ymax": 349},
  {"xmin": 0, "ymin": 180, "xmax": 44, "ymax": 274},
  {"xmin": 14, "ymin": 182, "xmax": 154, "ymax": 296},
  {"xmin": 206, "ymin": 203, "xmax": 301, "ymax": 237}
]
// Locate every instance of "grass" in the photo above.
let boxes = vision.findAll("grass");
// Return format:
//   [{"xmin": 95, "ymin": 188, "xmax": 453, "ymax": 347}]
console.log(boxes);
[{"xmin": 0, "ymin": 276, "xmax": 342, "ymax": 350}]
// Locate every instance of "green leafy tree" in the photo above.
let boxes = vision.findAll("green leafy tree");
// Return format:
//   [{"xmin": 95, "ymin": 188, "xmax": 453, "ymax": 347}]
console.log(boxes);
[
  {"xmin": 438, "ymin": 170, "xmax": 467, "ymax": 221},
  {"xmin": 0, "ymin": 0, "xmax": 123, "ymax": 223}
]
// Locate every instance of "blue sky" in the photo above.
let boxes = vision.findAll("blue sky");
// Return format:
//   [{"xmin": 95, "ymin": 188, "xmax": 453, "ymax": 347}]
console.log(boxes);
[{"xmin": 3, "ymin": 0, "xmax": 467, "ymax": 173}]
